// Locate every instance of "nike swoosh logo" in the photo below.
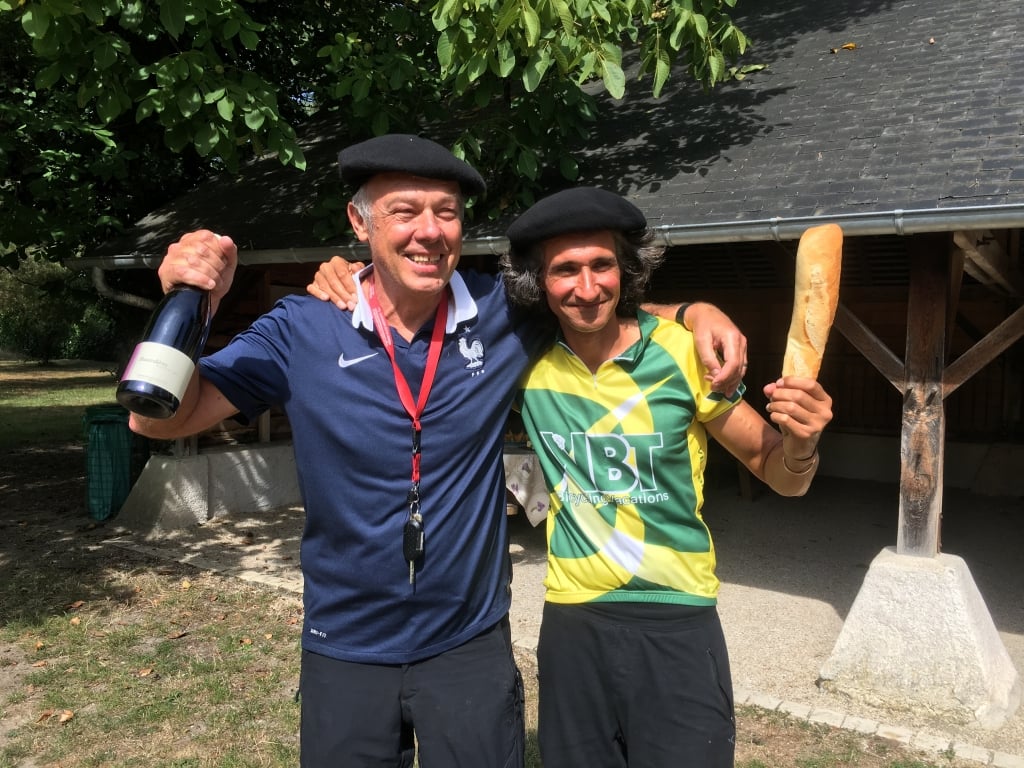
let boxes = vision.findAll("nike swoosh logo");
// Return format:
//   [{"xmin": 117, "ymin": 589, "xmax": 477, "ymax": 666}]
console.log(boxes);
[{"xmin": 338, "ymin": 352, "xmax": 379, "ymax": 368}]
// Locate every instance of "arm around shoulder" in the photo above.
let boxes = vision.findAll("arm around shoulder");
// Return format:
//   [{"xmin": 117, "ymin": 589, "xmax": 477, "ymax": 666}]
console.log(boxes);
[{"xmin": 641, "ymin": 300, "xmax": 748, "ymax": 396}]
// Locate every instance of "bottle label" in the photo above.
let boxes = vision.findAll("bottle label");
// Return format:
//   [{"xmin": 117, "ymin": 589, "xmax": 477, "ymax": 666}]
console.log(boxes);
[{"xmin": 123, "ymin": 341, "xmax": 196, "ymax": 400}]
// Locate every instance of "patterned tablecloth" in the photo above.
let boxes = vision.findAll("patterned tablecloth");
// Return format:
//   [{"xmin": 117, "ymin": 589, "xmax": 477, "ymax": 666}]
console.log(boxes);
[{"xmin": 502, "ymin": 447, "xmax": 549, "ymax": 527}]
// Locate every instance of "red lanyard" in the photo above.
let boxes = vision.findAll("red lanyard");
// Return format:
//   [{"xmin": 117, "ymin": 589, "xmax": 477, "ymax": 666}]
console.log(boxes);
[{"xmin": 365, "ymin": 278, "xmax": 449, "ymax": 486}]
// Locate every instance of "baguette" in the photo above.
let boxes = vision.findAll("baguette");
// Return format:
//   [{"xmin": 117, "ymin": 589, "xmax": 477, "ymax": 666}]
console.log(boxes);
[{"xmin": 782, "ymin": 223, "xmax": 843, "ymax": 379}]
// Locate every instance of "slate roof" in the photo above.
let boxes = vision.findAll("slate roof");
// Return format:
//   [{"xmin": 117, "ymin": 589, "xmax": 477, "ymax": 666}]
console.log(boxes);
[
  {"xmin": 572, "ymin": 0, "xmax": 1024, "ymax": 241},
  {"xmin": 85, "ymin": 0, "xmax": 1024, "ymax": 267}
]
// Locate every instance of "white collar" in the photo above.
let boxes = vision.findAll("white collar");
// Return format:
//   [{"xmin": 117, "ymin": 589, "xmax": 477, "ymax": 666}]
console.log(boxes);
[{"xmin": 351, "ymin": 264, "xmax": 478, "ymax": 334}]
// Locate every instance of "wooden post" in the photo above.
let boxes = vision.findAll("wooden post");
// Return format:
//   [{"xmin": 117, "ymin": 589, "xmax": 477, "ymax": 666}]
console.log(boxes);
[{"xmin": 897, "ymin": 234, "xmax": 950, "ymax": 556}]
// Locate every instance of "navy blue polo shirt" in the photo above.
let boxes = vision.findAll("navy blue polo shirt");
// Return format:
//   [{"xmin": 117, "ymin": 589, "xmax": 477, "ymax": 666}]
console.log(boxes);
[{"xmin": 199, "ymin": 269, "xmax": 544, "ymax": 663}]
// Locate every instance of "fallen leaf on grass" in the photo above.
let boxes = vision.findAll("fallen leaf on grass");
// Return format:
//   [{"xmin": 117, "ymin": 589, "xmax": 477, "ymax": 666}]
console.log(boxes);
[
  {"xmin": 32, "ymin": 660, "xmax": 47, "ymax": 668},
  {"xmin": 66, "ymin": 600, "xmax": 85, "ymax": 611},
  {"xmin": 137, "ymin": 667, "xmax": 155, "ymax": 678},
  {"xmin": 35, "ymin": 641, "xmax": 45, "ymax": 651},
  {"xmin": 239, "ymin": 637, "xmax": 252, "ymax": 646},
  {"xmin": 36, "ymin": 709, "xmax": 75, "ymax": 725},
  {"xmin": 181, "ymin": 579, "xmax": 192, "ymax": 590},
  {"xmin": 69, "ymin": 616, "xmax": 81, "ymax": 626},
  {"xmin": 167, "ymin": 630, "xmax": 189, "ymax": 639}
]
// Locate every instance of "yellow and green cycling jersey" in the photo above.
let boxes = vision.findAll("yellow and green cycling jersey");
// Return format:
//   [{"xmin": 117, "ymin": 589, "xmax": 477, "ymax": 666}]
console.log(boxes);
[{"xmin": 516, "ymin": 310, "xmax": 743, "ymax": 606}]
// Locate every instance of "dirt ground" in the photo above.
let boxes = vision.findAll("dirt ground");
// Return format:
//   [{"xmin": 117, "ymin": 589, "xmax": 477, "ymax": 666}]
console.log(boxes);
[
  {"xmin": 1, "ymin": 438, "xmax": 1001, "ymax": 768},
  {"xmin": 0, "ymin": 357, "xmax": 1013, "ymax": 767}
]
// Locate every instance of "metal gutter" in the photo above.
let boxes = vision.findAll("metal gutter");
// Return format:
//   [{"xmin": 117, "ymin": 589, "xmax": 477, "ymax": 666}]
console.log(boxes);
[
  {"xmin": 71, "ymin": 203, "xmax": 1024, "ymax": 270},
  {"xmin": 644, "ymin": 203, "xmax": 1024, "ymax": 247}
]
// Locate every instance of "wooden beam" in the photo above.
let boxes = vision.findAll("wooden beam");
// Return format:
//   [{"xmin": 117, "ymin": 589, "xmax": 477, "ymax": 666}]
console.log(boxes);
[
  {"xmin": 947, "ymin": 248, "xmax": 965, "ymax": 359},
  {"xmin": 943, "ymin": 303, "xmax": 1024, "ymax": 398},
  {"xmin": 897, "ymin": 235, "xmax": 949, "ymax": 557},
  {"xmin": 832, "ymin": 303, "xmax": 905, "ymax": 391},
  {"xmin": 952, "ymin": 229, "xmax": 1024, "ymax": 297}
]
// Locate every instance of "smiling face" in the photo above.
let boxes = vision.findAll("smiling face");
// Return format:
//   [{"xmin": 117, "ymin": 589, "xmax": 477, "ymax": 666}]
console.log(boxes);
[
  {"xmin": 348, "ymin": 173, "xmax": 463, "ymax": 314},
  {"xmin": 541, "ymin": 230, "xmax": 622, "ymax": 340}
]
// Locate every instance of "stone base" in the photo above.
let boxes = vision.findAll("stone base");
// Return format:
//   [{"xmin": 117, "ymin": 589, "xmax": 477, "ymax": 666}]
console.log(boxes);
[
  {"xmin": 117, "ymin": 443, "xmax": 301, "ymax": 532},
  {"xmin": 819, "ymin": 546, "xmax": 1021, "ymax": 729}
]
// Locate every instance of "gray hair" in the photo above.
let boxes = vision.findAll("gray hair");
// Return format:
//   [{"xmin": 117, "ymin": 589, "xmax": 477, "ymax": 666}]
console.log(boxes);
[{"xmin": 501, "ymin": 229, "xmax": 665, "ymax": 317}]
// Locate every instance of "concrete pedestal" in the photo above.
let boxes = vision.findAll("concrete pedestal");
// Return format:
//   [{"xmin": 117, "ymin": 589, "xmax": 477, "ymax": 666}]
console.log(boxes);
[
  {"xmin": 117, "ymin": 443, "xmax": 301, "ymax": 532},
  {"xmin": 819, "ymin": 546, "xmax": 1021, "ymax": 729}
]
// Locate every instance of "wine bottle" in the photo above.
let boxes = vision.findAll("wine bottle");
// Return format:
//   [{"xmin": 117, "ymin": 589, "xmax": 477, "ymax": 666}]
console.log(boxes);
[{"xmin": 116, "ymin": 286, "xmax": 212, "ymax": 419}]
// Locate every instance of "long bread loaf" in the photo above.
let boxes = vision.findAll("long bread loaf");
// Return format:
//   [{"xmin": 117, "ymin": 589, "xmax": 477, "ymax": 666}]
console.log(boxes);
[{"xmin": 781, "ymin": 223, "xmax": 843, "ymax": 378}]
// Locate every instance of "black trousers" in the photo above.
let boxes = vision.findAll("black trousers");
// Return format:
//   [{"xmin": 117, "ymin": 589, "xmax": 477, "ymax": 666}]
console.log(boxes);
[
  {"xmin": 538, "ymin": 602, "xmax": 736, "ymax": 768},
  {"xmin": 299, "ymin": 617, "xmax": 524, "ymax": 767}
]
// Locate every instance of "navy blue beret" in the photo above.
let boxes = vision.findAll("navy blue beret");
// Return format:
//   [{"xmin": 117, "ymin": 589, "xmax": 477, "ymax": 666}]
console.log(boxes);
[
  {"xmin": 506, "ymin": 186, "xmax": 647, "ymax": 249},
  {"xmin": 337, "ymin": 134, "xmax": 486, "ymax": 197}
]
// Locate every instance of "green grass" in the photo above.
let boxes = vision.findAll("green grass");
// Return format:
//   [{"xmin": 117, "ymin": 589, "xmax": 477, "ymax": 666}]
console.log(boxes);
[
  {"xmin": 0, "ymin": 359, "xmax": 117, "ymax": 449},
  {"xmin": 0, "ymin": 558, "xmax": 304, "ymax": 768}
]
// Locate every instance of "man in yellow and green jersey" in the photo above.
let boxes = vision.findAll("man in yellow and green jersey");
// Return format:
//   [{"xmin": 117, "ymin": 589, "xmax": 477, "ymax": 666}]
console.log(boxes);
[{"xmin": 504, "ymin": 187, "xmax": 835, "ymax": 768}]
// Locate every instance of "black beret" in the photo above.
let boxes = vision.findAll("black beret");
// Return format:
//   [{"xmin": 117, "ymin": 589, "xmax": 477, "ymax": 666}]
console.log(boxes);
[
  {"xmin": 337, "ymin": 134, "xmax": 486, "ymax": 197},
  {"xmin": 506, "ymin": 186, "xmax": 647, "ymax": 250}
]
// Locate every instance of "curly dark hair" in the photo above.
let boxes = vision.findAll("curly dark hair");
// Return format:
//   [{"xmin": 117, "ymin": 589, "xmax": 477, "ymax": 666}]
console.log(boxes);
[{"xmin": 501, "ymin": 229, "xmax": 665, "ymax": 318}]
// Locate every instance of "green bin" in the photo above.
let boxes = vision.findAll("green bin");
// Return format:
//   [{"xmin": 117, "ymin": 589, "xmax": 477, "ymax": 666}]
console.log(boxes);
[{"xmin": 83, "ymin": 404, "xmax": 136, "ymax": 521}]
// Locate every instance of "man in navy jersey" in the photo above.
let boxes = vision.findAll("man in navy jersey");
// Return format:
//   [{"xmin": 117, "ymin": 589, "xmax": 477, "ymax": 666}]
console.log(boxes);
[{"xmin": 131, "ymin": 136, "xmax": 748, "ymax": 767}]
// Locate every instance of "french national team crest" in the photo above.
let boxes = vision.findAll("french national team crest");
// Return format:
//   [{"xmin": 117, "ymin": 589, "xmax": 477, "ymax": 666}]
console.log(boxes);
[{"xmin": 458, "ymin": 333, "xmax": 485, "ymax": 375}]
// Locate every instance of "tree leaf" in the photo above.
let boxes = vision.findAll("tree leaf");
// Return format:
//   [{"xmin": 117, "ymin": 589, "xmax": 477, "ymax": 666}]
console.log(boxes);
[
  {"xmin": 194, "ymin": 122, "xmax": 218, "ymax": 156},
  {"xmin": 239, "ymin": 27, "xmax": 259, "ymax": 50},
  {"xmin": 552, "ymin": 0, "xmax": 574, "ymax": 37},
  {"xmin": 652, "ymin": 46, "xmax": 671, "ymax": 98},
  {"xmin": 708, "ymin": 48, "xmax": 725, "ymax": 85},
  {"xmin": 692, "ymin": 12, "xmax": 708, "ymax": 39},
  {"xmin": 96, "ymin": 88, "xmax": 121, "ymax": 124},
  {"xmin": 516, "ymin": 148, "xmax": 538, "ymax": 180},
  {"xmin": 523, "ymin": 47, "xmax": 551, "ymax": 92},
  {"xmin": 93, "ymin": 40, "xmax": 116, "ymax": 70},
  {"xmin": 669, "ymin": 9, "xmax": 692, "ymax": 50},
  {"xmin": 216, "ymin": 95, "xmax": 234, "ymax": 120},
  {"xmin": 159, "ymin": 0, "xmax": 185, "ymax": 38},
  {"xmin": 522, "ymin": 2, "xmax": 541, "ymax": 48},
  {"xmin": 495, "ymin": 40, "xmax": 516, "ymax": 77},
  {"xmin": 176, "ymin": 86, "xmax": 201, "ymax": 118},
  {"xmin": 437, "ymin": 28, "xmax": 454, "ymax": 71},
  {"xmin": 495, "ymin": 0, "xmax": 519, "ymax": 38},
  {"xmin": 35, "ymin": 63, "xmax": 62, "ymax": 90},
  {"xmin": 601, "ymin": 60, "xmax": 625, "ymax": 99},
  {"xmin": 558, "ymin": 153, "xmax": 579, "ymax": 180},
  {"xmin": 20, "ymin": 5, "xmax": 51, "ymax": 40},
  {"xmin": 243, "ymin": 109, "xmax": 265, "ymax": 131}
]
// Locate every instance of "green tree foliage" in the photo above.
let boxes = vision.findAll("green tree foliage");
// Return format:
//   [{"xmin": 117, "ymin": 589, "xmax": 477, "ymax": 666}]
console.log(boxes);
[
  {"xmin": 2, "ymin": 0, "xmax": 750, "ymax": 269},
  {"xmin": 0, "ymin": 258, "xmax": 119, "ymax": 362}
]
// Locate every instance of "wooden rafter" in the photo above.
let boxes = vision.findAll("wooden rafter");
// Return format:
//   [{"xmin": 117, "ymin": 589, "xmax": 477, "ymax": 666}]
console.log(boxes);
[{"xmin": 952, "ymin": 229, "xmax": 1024, "ymax": 297}]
